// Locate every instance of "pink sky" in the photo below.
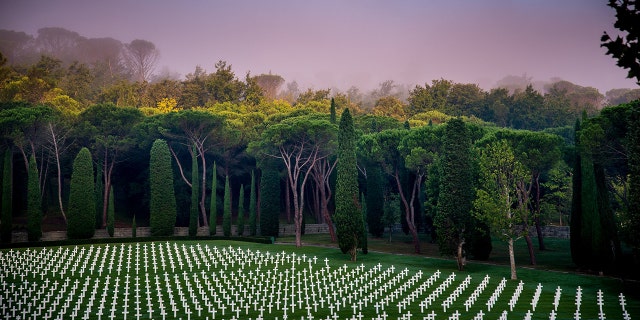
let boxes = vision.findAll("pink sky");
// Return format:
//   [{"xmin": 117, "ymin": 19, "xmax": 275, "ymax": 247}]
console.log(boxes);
[{"xmin": 1, "ymin": 0, "xmax": 637, "ymax": 93}]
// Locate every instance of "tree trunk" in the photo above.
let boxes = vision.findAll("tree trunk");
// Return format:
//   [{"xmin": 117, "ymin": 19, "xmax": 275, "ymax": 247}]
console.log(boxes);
[
  {"xmin": 102, "ymin": 152, "xmax": 114, "ymax": 228},
  {"xmin": 168, "ymin": 146, "xmax": 192, "ymax": 187},
  {"xmin": 256, "ymin": 176, "xmax": 261, "ymax": 226},
  {"xmin": 456, "ymin": 239, "xmax": 466, "ymax": 271},
  {"xmin": 508, "ymin": 238, "xmax": 517, "ymax": 280},
  {"xmin": 312, "ymin": 159, "xmax": 337, "ymax": 242},
  {"xmin": 293, "ymin": 178, "xmax": 306, "ymax": 248},
  {"xmin": 38, "ymin": 149, "xmax": 49, "ymax": 200},
  {"xmin": 533, "ymin": 174, "xmax": 545, "ymax": 250},
  {"xmin": 285, "ymin": 180, "xmax": 292, "ymax": 224},
  {"xmin": 314, "ymin": 185, "xmax": 321, "ymax": 222},
  {"xmin": 524, "ymin": 233, "xmax": 536, "ymax": 265},
  {"xmin": 288, "ymin": 169, "xmax": 302, "ymax": 247},
  {"xmin": 49, "ymin": 124, "xmax": 67, "ymax": 224},
  {"xmin": 350, "ymin": 237, "xmax": 357, "ymax": 261},
  {"xmin": 319, "ymin": 183, "xmax": 337, "ymax": 242},
  {"xmin": 198, "ymin": 150, "xmax": 208, "ymax": 227},
  {"xmin": 394, "ymin": 170, "xmax": 421, "ymax": 254}
]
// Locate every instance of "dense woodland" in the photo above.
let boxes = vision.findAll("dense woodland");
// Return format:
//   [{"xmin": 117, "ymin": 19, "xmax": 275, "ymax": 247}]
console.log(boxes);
[{"xmin": 1, "ymin": 26, "xmax": 639, "ymax": 275}]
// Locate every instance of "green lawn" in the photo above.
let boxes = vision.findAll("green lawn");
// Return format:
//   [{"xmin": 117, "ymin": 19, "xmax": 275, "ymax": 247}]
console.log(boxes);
[{"xmin": 2, "ymin": 238, "xmax": 637, "ymax": 319}]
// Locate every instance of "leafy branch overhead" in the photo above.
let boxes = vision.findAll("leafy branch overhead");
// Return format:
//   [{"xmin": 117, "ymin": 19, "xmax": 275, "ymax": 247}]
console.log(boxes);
[{"xmin": 601, "ymin": 0, "xmax": 640, "ymax": 85}]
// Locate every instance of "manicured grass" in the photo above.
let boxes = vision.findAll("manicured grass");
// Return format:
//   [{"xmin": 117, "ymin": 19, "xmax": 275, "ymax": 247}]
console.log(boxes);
[
  {"xmin": 2, "ymin": 239, "xmax": 637, "ymax": 319},
  {"xmin": 281, "ymin": 232, "xmax": 604, "ymax": 274}
]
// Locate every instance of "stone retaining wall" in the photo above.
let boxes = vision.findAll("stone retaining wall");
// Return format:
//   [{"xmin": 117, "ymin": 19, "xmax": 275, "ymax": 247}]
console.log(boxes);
[
  {"xmin": 532, "ymin": 226, "xmax": 570, "ymax": 239},
  {"xmin": 279, "ymin": 224, "xmax": 330, "ymax": 236}
]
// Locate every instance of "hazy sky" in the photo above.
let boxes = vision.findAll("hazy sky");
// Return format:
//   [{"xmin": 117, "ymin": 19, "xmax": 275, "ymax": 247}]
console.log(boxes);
[{"xmin": 1, "ymin": 0, "xmax": 637, "ymax": 93}]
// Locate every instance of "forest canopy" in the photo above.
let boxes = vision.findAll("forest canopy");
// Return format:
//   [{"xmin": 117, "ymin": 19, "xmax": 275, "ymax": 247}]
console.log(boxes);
[{"xmin": 1, "ymin": 25, "xmax": 639, "ymax": 276}]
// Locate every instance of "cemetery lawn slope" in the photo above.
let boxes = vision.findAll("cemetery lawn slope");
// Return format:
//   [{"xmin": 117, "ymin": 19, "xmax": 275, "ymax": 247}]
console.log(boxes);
[{"xmin": 1, "ymin": 239, "xmax": 637, "ymax": 319}]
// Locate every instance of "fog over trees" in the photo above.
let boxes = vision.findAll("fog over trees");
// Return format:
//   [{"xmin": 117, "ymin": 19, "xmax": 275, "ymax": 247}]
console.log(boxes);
[{"xmin": 2, "ymin": 26, "xmax": 639, "ymax": 112}]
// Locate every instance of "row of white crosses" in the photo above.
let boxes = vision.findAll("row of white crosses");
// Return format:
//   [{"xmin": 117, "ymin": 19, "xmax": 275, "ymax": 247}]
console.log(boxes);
[
  {"xmin": 464, "ymin": 274, "xmax": 490, "ymax": 312},
  {"xmin": 1, "ymin": 243, "xmax": 636, "ymax": 319}
]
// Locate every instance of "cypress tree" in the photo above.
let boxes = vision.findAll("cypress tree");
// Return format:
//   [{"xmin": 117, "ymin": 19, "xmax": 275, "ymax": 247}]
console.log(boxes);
[
  {"xmin": 570, "ymin": 119, "xmax": 584, "ymax": 266},
  {"xmin": 223, "ymin": 175, "xmax": 231, "ymax": 237},
  {"xmin": 259, "ymin": 162, "xmax": 280, "ymax": 237},
  {"xmin": 382, "ymin": 193, "xmax": 401, "ymax": 243},
  {"xmin": 249, "ymin": 170, "xmax": 257, "ymax": 236},
  {"xmin": 106, "ymin": 186, "xmax": 115, "ymax": 237},
  {"xmin": 27, "ymin": 154, "xmax": 41, "ymax": 241},
  {"xmin": 595, "ymin": 163, "xmax": 619, "ymax": 271},
  {"xmin": 1, "ymin": 150, "xmax": 11, "ymax": 243},
  {"xmin": 132, "ymin": 215, "xmax": 137, "ymax": 238},
  {"xmin": 580, "ymin": 153, "xmax": 599, "ymax": 268},
  {"xmin": 576, "ymin": 120, "xmax": 619, "ymax": 272},
  {"xmin": 360, "ymin": 193, "xmax": 368, "ymax": 254},
  {"xmin": 435, "ymin": 118, "xmax": 479, "ymax": 268},
  {"xmin": 189, "ymin": 146, "xmax": 199, "ymax": 236},
  {"xmin": 209, "ymin": 162, "xmax": 217, "ymax": 235},
  {"xmin": 424, "ymin": 159, "xmax": 440, "ymax": 242},
  {"xmin": 67, "ymin": 147, "xmax": 96, "ymax": 239},
  {"xmin": 365, "ymin": 165, "xmax": 385, "ymax": 237},
  {"xmin": 95, "ymin": 160, "xmax": 103, "ymax": 229},
  {"xmin": 237, "ymin": 184, "xmax": 245, "ymax": 236},
  {"xmin": 334, "ymin": 108, "xmax": 363, "ymax": 261},
  {"xmin": 149, "ymin": 139, "xmax": 177, "ymax": 236}
]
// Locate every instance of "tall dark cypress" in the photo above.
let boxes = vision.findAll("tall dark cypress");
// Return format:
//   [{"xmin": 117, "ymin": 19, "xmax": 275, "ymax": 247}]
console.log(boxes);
[
  {"xmin": 360, "ymin": 193, "xmax": 368, "ymax": 254},
  {"xmin": 149, "ymin": 139, "xmax": 177, "ymax": 236},
  {"xmin": 249, "ymin": 170, "xmax": 257, "ymax": 236},
  {"xmin": 67, "ymin": 147, "xmax": 96, "ymax": 239},
  {"xmin": 570, "ymin": 119, "xmax": 584, "ymax": 266},
  {"xmin": 259, "ymin": 162, "xmax": 280, "ymax": 237},
  {"xmin": 106, "ymin": 186, "xmax": 115, "ymax": 237},
  {"xmin": 223, "ymin": 175, "xmax": 231, "ymax": 237},
  {"xmin": 580, "ymin": 152, "xmax": 599, "ymax": 268},
  {"xmin": 132, "ymin": 215, "xmax": 137, "ymax": 238},
  {"xmin": 435, "ymin": 118, "xmax": 484, "ymax": 268},
  {"xmin": 334, "ymin": 108, "xmax": 363, "ymax": 261},
  {"xmin": 209, "ymin": 162, "xmax": 217, "ymax": 235},
  {"xmin": 595, "ymin": 163, "xmax": 619, "ymax": 270},
  {"xmin": 189, "ymin": 146, "xmax": 199, "ymax": 236},
  {"xmin": 95, "ymin": 160, "xmax": 103, "ymax": 229},
  {"xmin": 27, "ymin": 154, "xmax": 41, "ymax": 241},
  {"xmin": 365, "ymin": 164, "xmax": 385, "ymax": 237},
  {"xmin": 237, "ymin": 185, "xmax": 245, "ymax": 236},
  {"xmin": 1, "ymin": 150, "xmax": 11, "ymax": 243}
]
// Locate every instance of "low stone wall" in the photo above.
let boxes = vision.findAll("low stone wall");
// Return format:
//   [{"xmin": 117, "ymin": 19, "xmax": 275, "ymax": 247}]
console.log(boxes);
[
  {"xmin": 531, "ymin": 226, "xmax": 570, "ymax": 239},
  {"xmin": 279, "ymin": 224, "xmax": 330, "ymax": 236},
  {"xmin": 9, "ymin": 226, "xmax": 252, "ymax": 243}
]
